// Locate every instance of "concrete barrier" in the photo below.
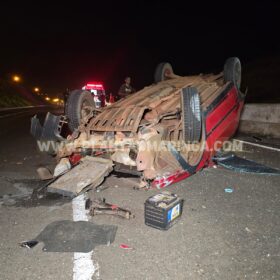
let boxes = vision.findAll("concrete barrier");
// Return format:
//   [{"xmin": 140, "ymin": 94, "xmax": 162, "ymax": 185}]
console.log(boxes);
[{"xmin": 238, "ymin": 103, "xmax": 280, "ymax": 138}]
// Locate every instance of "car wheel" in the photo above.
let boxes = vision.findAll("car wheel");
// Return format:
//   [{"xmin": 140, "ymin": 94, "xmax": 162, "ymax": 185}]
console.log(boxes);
[
  {"xmin": 224, "ymin": 57, "xmax": 241, "ymax": 90},
  {"xmin": 154, "ymin": 62, "xmax": 174, "ymax": 83},
  {"xmin": 181, "ymin": 87, "xmax": 202, "ymax": 143},
  {"xmin": 66, "ymin": 90, "xmax": 95, "ymax": 131}
]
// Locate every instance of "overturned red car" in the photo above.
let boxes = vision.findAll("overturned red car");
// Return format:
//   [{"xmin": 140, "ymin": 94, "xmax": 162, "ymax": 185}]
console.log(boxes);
[{"xmin": 32, "ymin": 57, "xmax": 245, "ymax": 194}]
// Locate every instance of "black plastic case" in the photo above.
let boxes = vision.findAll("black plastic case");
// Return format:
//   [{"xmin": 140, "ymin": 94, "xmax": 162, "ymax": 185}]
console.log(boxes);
[{"xmin": 144, "ymin": 192, "xmax": 184, "ymax": 230}]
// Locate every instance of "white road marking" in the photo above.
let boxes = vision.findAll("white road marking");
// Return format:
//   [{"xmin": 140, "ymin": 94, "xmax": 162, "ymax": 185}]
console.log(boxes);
[
  {"xmin": 233, "ymin": 138, "xmax": 280, "ymax": 152},
  {"xmin": 72, "ymin": 194, "xmax": 99, "ymax": 280}
]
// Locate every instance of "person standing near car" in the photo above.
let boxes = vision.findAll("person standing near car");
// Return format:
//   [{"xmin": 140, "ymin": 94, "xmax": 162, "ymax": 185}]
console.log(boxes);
[{"xmin": 118, "ymin": 77, "xmax": 135, "ymax": 99}]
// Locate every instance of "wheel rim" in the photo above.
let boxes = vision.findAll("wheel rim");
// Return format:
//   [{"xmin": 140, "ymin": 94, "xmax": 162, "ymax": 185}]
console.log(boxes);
[
  {"xmin": 164, "ymin": 68, "xmax": 171, "ymax": 78},
  {"xmin": 162, "ymin": 63, "xmax": 173, "ymax": 80}
]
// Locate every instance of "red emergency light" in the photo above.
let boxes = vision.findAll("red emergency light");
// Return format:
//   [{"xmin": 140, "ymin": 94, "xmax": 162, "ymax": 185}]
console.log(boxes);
[{"xmin": 84, "ymin": 83, "xmax": 104, "ymax": 90}]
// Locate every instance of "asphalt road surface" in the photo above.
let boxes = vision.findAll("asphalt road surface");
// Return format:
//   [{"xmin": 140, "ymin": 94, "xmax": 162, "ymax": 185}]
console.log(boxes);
[{"xmin": 0, "ymin": 108, "xmax": 279, "ymax": 280}]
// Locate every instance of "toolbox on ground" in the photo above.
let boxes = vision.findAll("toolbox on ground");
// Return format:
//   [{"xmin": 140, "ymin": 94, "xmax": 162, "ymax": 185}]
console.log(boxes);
[{"xmin": 144, "ymin": 192, "xmax": 184, "ymax": 230}]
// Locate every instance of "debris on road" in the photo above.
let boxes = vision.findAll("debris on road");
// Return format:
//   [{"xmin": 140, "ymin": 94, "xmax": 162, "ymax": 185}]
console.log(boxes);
[
  {"xmin": 224, "ymin": 188, "xmax": 234, "ymax": 193},
  {"xmin": 144, "ymin": 192, "xmax": 183, "ymax": 230},
  {"xmin": 214, "ymin": 153, "xmax": 280, "ymax": 175},
  {"xmin": 86, "ymin": 198, "xmax": 134, "ymax": 219},
  {"xmin": 37, "ymin": 167, "xmax": 53, "ymax": 180},
  {"xmin": 119, "ymin": 243, "xmax": 133, "ymax": 250},
  {"xmin": 47, "ymin": 156, "xmax": 113, "ymax": 197},
  {"xmin": 245, "ymin": 227, "xmax": 252, "ymax": 233},
  {"xmin": 1, "ymin": 195, "xmax": 17, "ymax": 206},
  {"xmin": 19, "ymin": 240, "xmax": 39, "ymax": 249},
  {"xmin": 53, "ymin": 158, "xmax": 71, "ymax": 177},
  {"xmin": 95, "ymin": 184, "xmax": 110, "ymax": 192},
  {"xmin": 20, "ymin": 220, "xmax": 118, "ymax": 252}
]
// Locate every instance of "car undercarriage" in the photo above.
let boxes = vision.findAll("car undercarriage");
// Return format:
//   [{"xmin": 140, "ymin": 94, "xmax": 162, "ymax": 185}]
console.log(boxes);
[{"xmin": 31, "ymin": 58, "xmax": 245, "ymax": 195}]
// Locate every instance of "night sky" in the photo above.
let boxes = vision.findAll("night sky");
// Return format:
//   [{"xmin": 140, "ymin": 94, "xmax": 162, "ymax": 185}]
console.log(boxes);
[{"xmin": 1, "ymin": 1, "xmax": 279, "ymax": 97}]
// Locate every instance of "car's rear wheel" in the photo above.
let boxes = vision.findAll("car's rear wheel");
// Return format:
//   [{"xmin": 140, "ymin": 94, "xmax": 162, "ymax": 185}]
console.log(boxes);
[
  {"xmin": 224, "ymin": 57, "xmax": 241, "ymax": 90},
  {"xmin": 154, "ymin": 62, "xmax": 174, "ymax": 83},
  {"xmin": 181, "ymin": 87, "xmax": 202, "ymax": 143},
  {"xmin": 66, "ymin": 90, "xmax": 95, "ymax": 131}
]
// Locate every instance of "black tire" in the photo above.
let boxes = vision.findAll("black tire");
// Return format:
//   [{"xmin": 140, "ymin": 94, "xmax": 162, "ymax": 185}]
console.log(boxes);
[
  {"xmin": 154, "ymin": 62, "xmax": 174, "ymax": 83},
  {"xmin": 224, "ymin": 57, "xmax": 241, "ymax": 89},
  {"xmin": 65, "ymin": 90, "xmax": 95, "ymax": 131},
  {"xmin": 181, "ymin": 87, "xmax": 202, "ymax": 143}
]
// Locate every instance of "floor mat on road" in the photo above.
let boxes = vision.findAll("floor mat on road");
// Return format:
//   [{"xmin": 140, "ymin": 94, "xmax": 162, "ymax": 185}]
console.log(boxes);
[
  {"xmin": 214, "ymin": 153, "xmax": 280, "ymax": 175},
  {"xmin": 21, "ymin": 220, "xmax": 117, "ymax": 252}
]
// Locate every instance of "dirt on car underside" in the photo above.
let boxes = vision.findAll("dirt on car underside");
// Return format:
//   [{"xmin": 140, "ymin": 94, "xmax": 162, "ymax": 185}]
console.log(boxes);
[
  {"xmin": 55, "ymin": 72, "xmax": 229, "ymax": 187},
  {"xmin": 86, "ymin": 73, "xmax": 225, "ymax": 133},
  {"xmin": 35, "ymin": 58, "xmax": 244, "ymax": 196}
]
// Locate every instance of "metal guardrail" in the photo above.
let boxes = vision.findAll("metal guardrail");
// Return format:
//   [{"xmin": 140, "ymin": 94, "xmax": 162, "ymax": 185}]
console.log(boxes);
[
  {"xmin": 0, "ymin": 105, "xmax": 47, "ymax": 112},
  {"xmin": 238, "ymin": 103, "xmax": 280, "ymax": 138},
  {"xmin": 0, "ymin": 105, "xmax": 57, "ymax": 119}
]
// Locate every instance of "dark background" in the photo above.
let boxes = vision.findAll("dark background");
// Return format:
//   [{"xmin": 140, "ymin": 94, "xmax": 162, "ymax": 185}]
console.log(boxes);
[{"xmin": 0, "ymin": 1, "xmax": 279, "ymax": 102}]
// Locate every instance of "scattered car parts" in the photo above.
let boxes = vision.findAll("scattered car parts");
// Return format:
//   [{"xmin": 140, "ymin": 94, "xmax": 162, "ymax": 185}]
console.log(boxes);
[
  {"xmin": 86, "ymin": 198, "xmax": 134, "ymax": 219},
  {"xmin": 47, "ymin": 156, "xmax": 113, "ymax": 197},
  {"xmin": 213, "ymin": 152, "xmax": 280, "ymax": 175}
]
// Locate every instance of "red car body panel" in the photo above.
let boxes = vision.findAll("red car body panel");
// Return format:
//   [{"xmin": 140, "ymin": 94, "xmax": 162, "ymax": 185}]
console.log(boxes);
[{"xmin": 152, "ymin": 84, "xmax": 244, "ymax": 189}]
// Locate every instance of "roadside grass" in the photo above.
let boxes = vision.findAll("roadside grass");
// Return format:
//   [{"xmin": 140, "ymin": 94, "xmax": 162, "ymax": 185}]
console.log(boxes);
[{"xmin": 0, "ymin": 91, "xmax": 31, "ymax": 108}]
